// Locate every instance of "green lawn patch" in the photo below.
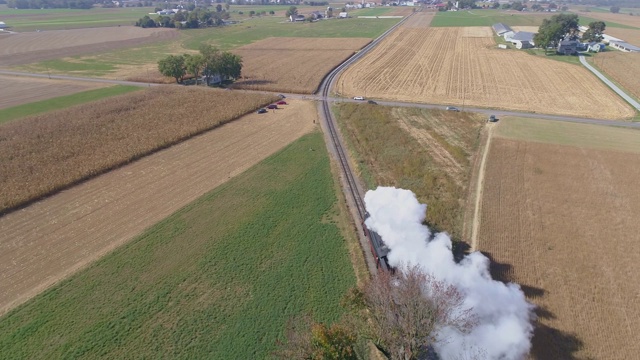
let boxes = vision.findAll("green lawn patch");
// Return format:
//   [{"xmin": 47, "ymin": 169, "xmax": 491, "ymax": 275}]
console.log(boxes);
[
  {"xmin": 523, "ymin": 48, "xmax": 589, "ymax": 65},
  {"xmin": 352, "ymin": 7, "xmax": 393, "ymax": 16},
  {"xmin": 0, "ymin": 85, "xmax": 141, "ymax": 124},
  {"xmin": 431, "ymin": 9, "xmax": 550, "ymax": 27},
  {"xmin": 0, "ymin": 131, "xmax": 356, "ymax": 359}
]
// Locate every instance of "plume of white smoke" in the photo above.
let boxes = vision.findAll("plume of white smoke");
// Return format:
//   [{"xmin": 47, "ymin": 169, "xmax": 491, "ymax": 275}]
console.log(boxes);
[{"xmin": 364, "ymin": 186, "xmax": 535, "ymax": 360}]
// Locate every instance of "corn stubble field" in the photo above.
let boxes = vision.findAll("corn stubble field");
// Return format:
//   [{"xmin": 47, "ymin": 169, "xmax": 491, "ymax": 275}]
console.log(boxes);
[
  {"xmin": 231, "ymin": 37, "xmax": 371, "ymax": 93},
  {"xmin": 0, "ymin": 75, "xmax": 105, "ymax": 109},
  {"xmin": 477, "ymin": 119, "xmax": 640, "ymax": 359},
  {"xmin": 337, "ymin": 13, "xmax": 634, "ymax": 119},
  {"xmin": 335, "ymin": 103, "xmax": 483, "ymax": 240},
  {"xmin": 593, "ymin": 52, "xmax": 640, "ymax": 100},
  {"xmin": 0, "ymin": 86, "xmax": 276, "ymax": 213}
]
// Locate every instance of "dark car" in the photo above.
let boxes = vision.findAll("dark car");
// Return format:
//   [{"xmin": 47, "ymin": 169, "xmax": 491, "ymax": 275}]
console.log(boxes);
[
  {"xmin": 446, "ymin": 106, "xmax": 460, "ymax": 112},
  {"xmin": 267, "ymin": 104, "xmax": 278, "ymax": 109},
  {"xmin": 257, "ymin": 108, "xmax": 268, "ymax": 114},
  {"xmin": 276, "ymin": 100, "xmax": 287, "ymax": 105},
  {"xmin": 278, "ymin": 94, "xmax": 286, "ymax": 99},
  {"xmin": 488, "ymin": 115, "xmax": 498, "ymax": 122},
  {"xmin": 367, "ymin": 100, "xmax": 378, "ymax": 105}
]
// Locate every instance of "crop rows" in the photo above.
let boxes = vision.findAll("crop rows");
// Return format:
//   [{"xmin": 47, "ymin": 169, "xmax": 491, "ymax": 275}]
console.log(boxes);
[
  {"xmin": 232, "ymin": 37, "xmax": 371, "ymax": 94},
  {"xmin": 337, "ymin": 25, "xmax": 635, "ymax": 119},
  {"xmin": 478, "ymin": 135, "xmax": 640, "ymax": 359},
  {"xmin": 594, "ymin": 51, "xmax": 640, "ymax": 100},
  {"xmin": 0, "ymin": 86, "xmax": 277, "ymax": 213}
]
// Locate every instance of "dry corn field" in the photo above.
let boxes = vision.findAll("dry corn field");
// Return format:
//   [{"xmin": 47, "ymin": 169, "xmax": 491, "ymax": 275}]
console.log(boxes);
[
  {"xmin": 600, "ymin": 27, "xmax": 640, "ymax": 47},
  {"xmin": 0, "ymin": 27, "xmax": 177, "ymax": 66},
  {"xmin": 0, "ymin": 75, "xmax": 105, "ymax": 109},
  {"xmin": 0, "ymin": 86, "xmax": 277, "ymax": 213},
  {"xmin": 593, "ymin": 52, "xmax": 640, "ymax": 100},
  {"xmin": 476, "ymin": 119, "xmax": 640, "ymax": 359},
  {"xmin": 576, "ymin": 10, "xmax": 640, "ymax": 29},
  {"xmin": 231, "ymin": 37, "xmax": 371, "ymax": 93},
  {"xmin": 336, "ymin": 22, "xmax": 635, "ymax": 119}
]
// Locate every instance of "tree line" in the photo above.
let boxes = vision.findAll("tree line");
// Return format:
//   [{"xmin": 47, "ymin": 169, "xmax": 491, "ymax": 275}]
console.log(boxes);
[
  {"xmin": 136, "ymin": 6, "xmax": 230, "ymax": 29},
  {"xmin": 158, "ymin": 45, "xmax": 242, "ymax": 85},
  {"xmin": 6, "ymin": 0, "xmax": 94, "ymax": 9}
]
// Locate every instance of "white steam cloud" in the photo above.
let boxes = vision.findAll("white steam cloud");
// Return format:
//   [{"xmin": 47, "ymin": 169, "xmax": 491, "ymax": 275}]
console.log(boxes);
[{"xmin": 364, "ymin": 187, "xmax": 535, "ymax": 360}]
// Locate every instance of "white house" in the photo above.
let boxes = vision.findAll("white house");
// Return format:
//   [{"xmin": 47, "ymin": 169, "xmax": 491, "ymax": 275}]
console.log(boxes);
[
  {"xmin": 338, "ymin": 12, "xmax": 348, "ymax": 18},
  {"xmin": 0, "ymin": 21, "xmax": 7, "ymax": 29}
]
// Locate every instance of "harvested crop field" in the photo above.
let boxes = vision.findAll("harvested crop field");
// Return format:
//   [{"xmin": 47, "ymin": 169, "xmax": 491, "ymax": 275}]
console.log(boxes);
[
  {"xmin": 593, "ymin": 52, "xmax": 640, "ymax": 100},
  {"xmin": 0, "ymin": 86, "xmax": 277, "ymax": 213},
  {"xmin": 231, "ymin": 37, "xmax": 370, "ymax": 93},
  {"xmin": 576, "ymin": 10, "xmax": 640, "ymax": 29},
  {"xmin": 0, "ymin": 99, "xmax": 317, "ymax": 315},
  {"xmin": 476, "ymin": 118, "xmax": 640, "ymax": 359},
  {"xmin": 0, "ymin": 75, "xmax": 105, "ymax": 109},
  {"xmin": 605, "ymin": 28, "xmax": 640, "ymax": 48},
  {"xmin": 336, "ymin": 18, "xmax": 635, "ymax": 119},
  {"xmin": 0, "ymin": 26, "xmax": 177, "ymax": 66}
]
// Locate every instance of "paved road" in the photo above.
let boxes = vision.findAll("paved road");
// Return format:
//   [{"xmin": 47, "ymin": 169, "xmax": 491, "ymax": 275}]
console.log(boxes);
[
  {"xmin": 2, "ymin": 68, "xmax": 639, "ymax": 129},
  {"xmin": 579, "ymin": 54, "xmax": 640, "ymax": 111}
]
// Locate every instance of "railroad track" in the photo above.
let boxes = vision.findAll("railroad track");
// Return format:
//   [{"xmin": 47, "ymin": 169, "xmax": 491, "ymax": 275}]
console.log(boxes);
[{"xmin": 315, "ymin": 13, "xmax": 415, "ymax": 272}]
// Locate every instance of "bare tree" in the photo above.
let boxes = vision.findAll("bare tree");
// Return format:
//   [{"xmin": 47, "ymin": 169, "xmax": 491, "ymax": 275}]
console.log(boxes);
[{"xmin": 347, "ymin": 266, "xmax": 478, "ymax": 360}]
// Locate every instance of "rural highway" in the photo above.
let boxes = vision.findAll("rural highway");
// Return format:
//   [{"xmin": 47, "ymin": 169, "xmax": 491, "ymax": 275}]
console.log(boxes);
[{"xmin": 2, "ymin": 67, "xmax": 638, "ymax": 129}]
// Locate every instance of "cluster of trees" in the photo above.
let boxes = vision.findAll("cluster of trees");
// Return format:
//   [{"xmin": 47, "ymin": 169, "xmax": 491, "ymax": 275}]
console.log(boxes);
[
  {"xmin": 582, "ymin": 21, "xmax": 606, "ymax": 42},
  {"xmin": 157, "ymin": 45, "xmax": 242, "ymax": 85},
  {"xmin": 533, "ymin": 13, "xmax": 580, "ymax": 53},
  {"xmin": 6, "ymin": 0, "xmax": 93, "ymax": 9},
  {"xmin": 136, "ymin": 7, "xmax": 230, "ymax": 29},
  {"xmin": 275, "ymin": 267, "xmax": 479, "ymax": 360}
]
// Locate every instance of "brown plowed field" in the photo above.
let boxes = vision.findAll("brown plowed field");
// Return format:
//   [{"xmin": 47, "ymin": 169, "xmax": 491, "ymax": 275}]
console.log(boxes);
[
  {"xmin": 0, "ymin": 99, "xmax": 317, "ymax": 315},
  {"xmin": 0, "ymin": 75, "xmax": 105, "ymax": 109},
  {"xmin": 476, "ymin": 119, "xmax": 640, "ymax": 359},
  {"xmin": 336, "ymin": 21, "xmax": 634, "ymax": 119},
  {"xmin": 0, "ymin": 27, "xmax": 177, "ymax": 66},
  {"xmin": 231, "ymin": 37, "xmax": 371, "ymax": 94},
  {"xmin": 592, "ymin": 52, "xmax": 640, "ymax": 99}
]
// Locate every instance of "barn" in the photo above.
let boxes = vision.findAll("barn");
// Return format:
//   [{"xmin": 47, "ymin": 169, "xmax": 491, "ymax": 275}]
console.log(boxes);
[
  {"xmin": 508, "ymin": 31, "xmax": 535, "ymax": 49},
  {"xmin": 609, "ymin": 41, "xmax": 640, "ymax": 53},
  {"xmin": 492, "ymin": 23, "xmax": 513, "ymax": 37}
]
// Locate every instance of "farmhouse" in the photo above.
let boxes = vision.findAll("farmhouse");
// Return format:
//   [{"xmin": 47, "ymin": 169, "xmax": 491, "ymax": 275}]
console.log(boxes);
[
  {"xmin": 609, "ymin": 41, "xmax": 640, "ymax": 53},
  {"xmin": 290, "ymin": 14, "xmax": 306, "ymax": 22},
  {"xmin": 492, "ymin": 23, "xmax": 513, "ymax": 36},
  {"xmin": 557, "ymin": 40, "xmax": 579, "ymax": 55},
  {"xmin": 0, "ymin": 21, "xmax": 7, "ymax": 29}
]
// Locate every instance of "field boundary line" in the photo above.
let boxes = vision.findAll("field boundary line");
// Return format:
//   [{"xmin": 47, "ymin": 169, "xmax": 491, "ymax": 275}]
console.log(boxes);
[
  {"xmin": 579, "ymin": 54, "xmax": 640, "ymax": 112},
  {"xmin": 471, "ymin": 123, "xmax": 494, "ymax": 252}
]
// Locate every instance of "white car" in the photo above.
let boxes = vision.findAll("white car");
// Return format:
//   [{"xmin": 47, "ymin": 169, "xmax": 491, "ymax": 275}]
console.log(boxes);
[{"xmin": 353, "ymin": 96, "xmax": 365, "ymax": 100}]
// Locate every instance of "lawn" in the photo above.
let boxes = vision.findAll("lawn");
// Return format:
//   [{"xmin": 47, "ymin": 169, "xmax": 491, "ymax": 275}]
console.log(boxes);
[
  {"xmin": 523, "ymin": 48, "xmax": 591, "ymax": 66},
  {"xmin": 0, "ymin": 85, "xmax": 141, "ymax": 124},
  {"xmin": 0, "ymin": 131, "xmax": 356, "ymax": 359},
  {"xmin": 430, "ymin": 9, "xmax": 550, "ymax": 27},
  {"xmin": 0, "ymin": 6, "xmax": 158, "ymax": 31},
  {"xmin": 352, "ymin": 7, "xmax": 393, "ymax": 16}
]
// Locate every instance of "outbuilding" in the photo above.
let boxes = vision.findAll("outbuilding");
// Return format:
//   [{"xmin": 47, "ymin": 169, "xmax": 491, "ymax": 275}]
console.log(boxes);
[
  {"xmin": 509, "ymin": 31, "xmax": 535, "ymax": 49},
  {"xmin": 609, "ymin": 41, "xmax": 640, "ymax": 53},
  {"xmin": 492, "ymin": 23, "xmax": 513, "ymax": 36},
  {"xmin": 0, "ymin": 21, "xmax": 7, "ymax": 29}
]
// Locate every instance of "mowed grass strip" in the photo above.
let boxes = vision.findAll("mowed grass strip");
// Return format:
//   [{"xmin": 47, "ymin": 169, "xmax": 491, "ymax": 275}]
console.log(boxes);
[
  {"xmin": 0, "ymin": 85, "xmax": 141, "ymax": 124},
  {"xmin": 0, "ymin": 132, "xmax": 356, "ymax": 359},
  {"xmin": 0, "ymin": 86, "xmax": 277, "ymax": 213},
  {"xmin": 334, "ymin": 103, "xmax": 483, "ymax": 240}
]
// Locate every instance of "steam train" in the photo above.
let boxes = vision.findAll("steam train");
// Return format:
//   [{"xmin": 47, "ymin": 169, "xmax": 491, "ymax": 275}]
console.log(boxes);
[{"xmin": 362, "ymin": 212, "xmax": 393, "ymax": 272}]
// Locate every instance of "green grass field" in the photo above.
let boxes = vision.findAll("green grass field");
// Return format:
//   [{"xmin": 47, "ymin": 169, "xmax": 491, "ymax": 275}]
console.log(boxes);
[
  {"xmin": 0, "ymin": 85, "xmax": 141, "ymax": 124},
  {"xmin": 0, "ymin": 131, "xmax": 356, "ymax": 359},
  {"xmin": 431, "ymin": 9, "xmax": 550, "ymax": 27},
  {"xmin": 523, "ymin": 48, "xmax": 592, "ymax": 66},
  {"xmin": 496, "ymin": 117, "xmax": 640, "ymax": 152},
  {"xmin": 0, "ymin": 5, "xmax": 158, "ymax": 31},
  {"xmin": 351, "ymin": 7, "xmax": 393, "ymax": 16}
]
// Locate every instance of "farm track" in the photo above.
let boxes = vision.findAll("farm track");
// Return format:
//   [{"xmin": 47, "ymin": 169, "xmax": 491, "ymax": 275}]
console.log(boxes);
[{"xmin": 0, "ymin": 100, "xmax": 316, "ymax": 315}]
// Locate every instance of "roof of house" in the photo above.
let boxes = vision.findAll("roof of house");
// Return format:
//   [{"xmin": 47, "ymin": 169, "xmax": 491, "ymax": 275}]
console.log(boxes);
[
  {"xmin": 492, "ymin": 23, "xmax": 513, "ymax": 35},
  {"xmin": 558, "ymin": 39, "xmax": 579, "ymax": 46},
  {"xmin": 511, "ymin": 31, "xmax": 534, "ymax": 42},
  {"xmin": 610, "ymin": 41, "xmax": 640, "ymax": 52}
]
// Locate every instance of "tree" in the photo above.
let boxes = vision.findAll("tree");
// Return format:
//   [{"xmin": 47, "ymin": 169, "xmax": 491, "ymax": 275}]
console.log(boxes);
[
  {"xmin": 184, "ymin": 53, "xmax": 204, "ymax": 84},
  {"xmin": 219, "ymin": 51, "xmax": 242, "ymax": 80},
  {"xmin": 249, "ymin": 10, "xmax": 255, "ymax": 16},
  {"xmin": 610, "ymin": 6, "xmax": 620, "ymax": 13},
  {"xmin": 286, "ymin": 5, "xmax": 297, "ymax": 18},
  {"xmin": 158, "ymin": 54, "xmax": 186, "ymax": 83},
  {"xmin": 535, "ymin": 13, "xmax": 580, "ymax": 54},
  {"xmin": 343, "ymin": 267, "xmax": 477, "ymax": 360},
  {"xmin": 511, "ymin": 1, "xmax": 524, "ymax": 11},
  {"xmin": 326, "ymin": 8, "xmax": 332, "ymax": 18},
  {"xmin": 200, "ymin": 44, "xmax": 221, "ymax": 85},
  {"xmin": 274, "ymin": 316, "xmax": 359, "ymax": 360},
  {"xmin": 582, "ymin": 21, "xmax": 606, "ymax": 42},
  {"xmin": 135, "ymin": 15, "xmax": 156, "ymax": 28},
  {"xmin": 269, "ymin": 10, "xmax": 274, "ymax": 15},
  {"xmin": 215, "ymin": 4, "xmax": 222, "ymax": 12}
]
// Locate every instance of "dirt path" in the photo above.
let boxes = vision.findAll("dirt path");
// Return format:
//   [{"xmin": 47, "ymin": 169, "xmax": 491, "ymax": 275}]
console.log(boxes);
[
  {"xmin": 470, "ymin": 122, "xmax": 495, "ymax": 252},
  {"xmin": 0, "ymin": 100, "xmax": 317, "ymax": 315}
]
